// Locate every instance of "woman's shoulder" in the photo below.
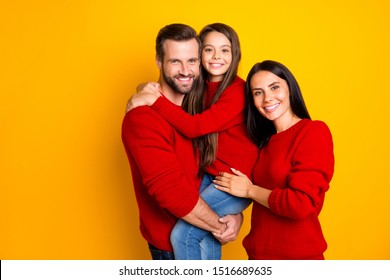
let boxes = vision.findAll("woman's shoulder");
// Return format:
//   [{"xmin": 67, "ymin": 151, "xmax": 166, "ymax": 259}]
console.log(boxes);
[
  {"xmin": 301, "ymin": 119, "xmax": 333, "ymax": 142},
  {"xmin": 307, "ymin": 119, "xmax": 331, "ymax": 133}
]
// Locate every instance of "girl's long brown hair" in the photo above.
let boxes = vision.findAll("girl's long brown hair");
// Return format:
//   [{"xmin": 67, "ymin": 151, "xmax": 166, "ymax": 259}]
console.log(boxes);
[{"xmin": 183, "ymin": 23, "xmax": 241, "ymax": 177}]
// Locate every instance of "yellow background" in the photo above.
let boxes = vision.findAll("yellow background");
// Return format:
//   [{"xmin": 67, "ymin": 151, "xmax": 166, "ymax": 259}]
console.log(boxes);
[{"xmin": 1, "ymin": 0, "xmax": 389, "ymax": 260}]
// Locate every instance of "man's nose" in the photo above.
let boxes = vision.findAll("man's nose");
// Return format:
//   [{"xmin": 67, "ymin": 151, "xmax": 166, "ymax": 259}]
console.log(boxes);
[{"xmin": 179, "ymin": 64, "xmax": 189, "ymax": 75}]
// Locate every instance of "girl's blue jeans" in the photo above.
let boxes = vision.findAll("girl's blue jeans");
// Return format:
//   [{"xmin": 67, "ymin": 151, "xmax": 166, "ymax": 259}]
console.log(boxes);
[{"xmin": 170, "ymin": 173, "xmax": 252, "ymax": 259}]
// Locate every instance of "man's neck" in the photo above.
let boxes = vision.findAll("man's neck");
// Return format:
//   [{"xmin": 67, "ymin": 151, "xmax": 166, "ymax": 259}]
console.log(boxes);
[{"xmin": 159, "ymin": 79, "xmax": 184, "ymax": 106}]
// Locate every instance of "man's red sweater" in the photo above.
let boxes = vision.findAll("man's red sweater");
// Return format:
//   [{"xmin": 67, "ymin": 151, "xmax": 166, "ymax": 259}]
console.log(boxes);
[
  {"xmin": 244, "ymin": 119, "xmax": 335, "ymax": 259},
  {"xmin": 150, "ymin": 76, "xmax": 259, "ymax": 177},
  {"xmin": 122, "ymin": 106, "xmax": 201, "ymax": 252}
]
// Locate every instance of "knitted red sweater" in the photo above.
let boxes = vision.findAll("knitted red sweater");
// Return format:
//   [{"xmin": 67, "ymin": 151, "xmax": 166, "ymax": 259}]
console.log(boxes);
[
  {"xmin": 122, "ymin": 106, "xmax": 201, "ymax": 251},
  {"xmin": 243, "ymin": 119, "xmax": 334, "ymax": 259},
  {"xmin": 150, "ymin": 76, "xmax": 259, "ymax": 177}
]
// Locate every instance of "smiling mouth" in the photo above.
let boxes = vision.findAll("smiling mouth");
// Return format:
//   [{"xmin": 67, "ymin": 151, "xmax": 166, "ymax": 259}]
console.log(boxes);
[
  {"xmin": 176, "ymin": 76, "xmax": 192, "ymax": 83},
  {"xmin": 210, "ymin": 63, "xmax": 223, "ymax": 68},
  {"xmin": 264, "ymin": 103, "xmax": 280, "ymax": 112}
]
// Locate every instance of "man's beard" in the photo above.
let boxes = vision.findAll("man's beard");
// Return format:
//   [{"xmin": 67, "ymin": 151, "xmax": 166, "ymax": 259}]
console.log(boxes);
[{"xmin": 162, "ymin": 70, "xmax": 198, "ymax": 95}]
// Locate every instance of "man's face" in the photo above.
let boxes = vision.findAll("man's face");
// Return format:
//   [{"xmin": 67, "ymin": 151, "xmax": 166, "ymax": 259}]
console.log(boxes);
[{"xmin": 158, "ymin": 38, "xmax": 200, "ymax": 95}]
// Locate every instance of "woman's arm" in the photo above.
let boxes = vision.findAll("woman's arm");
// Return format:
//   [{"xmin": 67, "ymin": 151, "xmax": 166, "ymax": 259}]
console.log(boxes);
[
  {"xmin": 214, "ymin": 168, "xmax": 272, "ymax": 208},
  {"xmin": 215, "ymin": 121, "xmax": 335, "ymax": 220}
]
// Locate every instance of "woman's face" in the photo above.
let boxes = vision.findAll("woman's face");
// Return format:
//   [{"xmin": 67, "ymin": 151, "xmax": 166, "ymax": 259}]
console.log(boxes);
[
  {"xmin": 250, "ymin": 70, "xmax": 295, "ymax": 132},
  {"xmin": 201, "ymin": 31, "xmax": 232, "ymax": 82}
]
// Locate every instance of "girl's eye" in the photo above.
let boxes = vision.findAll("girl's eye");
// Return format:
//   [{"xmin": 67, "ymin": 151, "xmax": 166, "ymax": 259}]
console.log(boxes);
[
  {"xmin": 253, "ymin": 90, "xmax": 263, "ymax": 96},
  {"xmin": 271, "ymin": 85, "xmax": 279, "ymax": 91}
]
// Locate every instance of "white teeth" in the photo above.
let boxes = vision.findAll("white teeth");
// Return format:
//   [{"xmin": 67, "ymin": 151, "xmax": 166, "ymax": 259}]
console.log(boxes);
[
  {"xmin": 210, "ymin": 64, "xmax": 222, "ymax": 67},
  {"xmin": 265, "ymin": 104, "xmax": 279, "ymax": 111}
]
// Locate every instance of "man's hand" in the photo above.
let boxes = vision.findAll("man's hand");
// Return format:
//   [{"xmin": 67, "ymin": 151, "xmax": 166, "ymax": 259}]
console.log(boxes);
[
  {"xmin": 182, "ymin": 197, "xmax": 227, "ymax": 234},
  {"xmin": 213, "ymin": 213, "xmax": 243, "ymax": 244}
]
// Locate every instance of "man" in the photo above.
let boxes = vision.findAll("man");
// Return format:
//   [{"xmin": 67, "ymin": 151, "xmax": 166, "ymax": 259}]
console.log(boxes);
[{"xmin": 122, "ymin": 23, "xmax": 241, "ymax": 260}]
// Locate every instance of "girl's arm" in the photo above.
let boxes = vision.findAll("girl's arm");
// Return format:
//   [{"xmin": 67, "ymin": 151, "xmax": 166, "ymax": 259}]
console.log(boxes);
[
  {"xmin": 125, "ymin": 82, "xmax": 161, "ymax": 113},
  {"xmin": 150, "ymin": 79, "xmax": 245, "ymax": 138}
]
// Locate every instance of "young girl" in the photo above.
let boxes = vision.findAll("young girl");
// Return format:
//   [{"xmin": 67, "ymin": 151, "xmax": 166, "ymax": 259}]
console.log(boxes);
[
  {"xmin": 214, "ymin": 60, "xmax": 335, "ymax": 259},
  {"xmin": 126, "ymin": 23, "xmax": 258, "ymax": 259}
]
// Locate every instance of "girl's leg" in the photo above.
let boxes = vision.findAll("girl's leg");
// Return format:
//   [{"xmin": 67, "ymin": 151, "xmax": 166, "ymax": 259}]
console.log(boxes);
[
  {"xmin": 170, "ymin": 174, "xmax": 218, "ymax": 260},
  {"xmin": 199, "ymin": 173, "xmax": 213, "ymax": 193},
  {"xmin": 170, "ymin": 218, "xmax": 220, "ymax": 259},
  {"xmin": 200, "ymin": 180, "xmax": 252, "ymax": 217},
  {"xmin": 170, "ymin": 174, "xmax": 252, "ymax": 259}
]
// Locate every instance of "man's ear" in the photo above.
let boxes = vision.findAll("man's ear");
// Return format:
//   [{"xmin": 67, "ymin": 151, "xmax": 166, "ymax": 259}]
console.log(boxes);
[{"xmin": 156, "ymin": 55, "xmax": 162, "ymax": 69}]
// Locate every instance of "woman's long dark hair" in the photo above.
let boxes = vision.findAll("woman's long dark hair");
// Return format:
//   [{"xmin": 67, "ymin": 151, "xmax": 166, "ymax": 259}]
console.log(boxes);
[
  {"xmin": 245, "ymin": 60, "xmax": 311, "ymax": 148},
  {"xmin": 183, "ymin": 23, "xmax": 241, "ymax": 177}
]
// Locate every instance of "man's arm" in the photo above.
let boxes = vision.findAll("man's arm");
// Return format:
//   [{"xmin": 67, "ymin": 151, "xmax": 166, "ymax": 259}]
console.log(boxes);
[
  {"xmin": 182, "ymin": 197, "xmax": 226, "ymax": 234},
  {"xmin": 123, "ymin": 109, "xmax": 224, "ymax": 232}
]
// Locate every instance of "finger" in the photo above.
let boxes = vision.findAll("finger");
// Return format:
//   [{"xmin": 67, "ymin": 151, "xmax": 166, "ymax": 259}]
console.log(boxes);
[
  {"xmin": 220, "ymin": 172, "xmax": 236, "ymax": 179},
  {"xmin": 214, "ymin": 184, "xmax": 230, "ymax": 194},
  {"xmin": 230, "ymin": 168, "xmax": 244, "ymax": 176},
  {"xmin": 218, "ymin": 229, "xmax": 235, "ymax": 242},
  {"xmin": 125, "ymin": 103, "xmax": 132, "ymax": 113},
  {"xmin": 213, "ymin": 179, "xmax": 227, "ymax": 187}
]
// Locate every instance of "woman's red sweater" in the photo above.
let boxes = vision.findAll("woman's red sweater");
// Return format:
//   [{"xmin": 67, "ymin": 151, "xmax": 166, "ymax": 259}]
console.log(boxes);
[{"xmin": 244, "ymin": 119, "xmax": 335, "ymax": 259}]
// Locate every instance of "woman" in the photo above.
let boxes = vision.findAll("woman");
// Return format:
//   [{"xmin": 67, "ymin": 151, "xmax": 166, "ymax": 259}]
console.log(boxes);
[{"xmin": 214, "ymin": 60, "xmax": 335, "ymax": 259}]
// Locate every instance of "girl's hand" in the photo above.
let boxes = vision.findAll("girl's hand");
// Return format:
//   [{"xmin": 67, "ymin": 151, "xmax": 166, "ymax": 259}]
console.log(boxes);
[
  {"xmin": 214, "ymin": 168, "xmax": 253, "ymax": 198},
  {"xmin": 136, "ymin": 82, "xmax": 161, "ymax": 95},
  {"xmin": 125, "ymin": 82, "xmax": 162, "ymax": 113}
]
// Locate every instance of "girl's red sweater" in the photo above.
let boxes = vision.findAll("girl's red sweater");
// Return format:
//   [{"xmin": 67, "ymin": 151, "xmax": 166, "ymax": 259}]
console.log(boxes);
[
  {"xmin": 150, "ymin": 76, "xmax": 259, "ymax": 177},
  {"xmin": 244, "ymin": 119, "xmax": 335, "ymax": 259}
]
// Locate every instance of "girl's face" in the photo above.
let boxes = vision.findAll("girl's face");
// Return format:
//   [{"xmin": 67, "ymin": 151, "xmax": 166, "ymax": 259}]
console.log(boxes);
[
  {"xmin": 250, "ymin": 70, "xmax": 296, "ymax": 132},
  {"xmin": 201, "ymin": 31, "xmax": 232, "ymax": 82}
]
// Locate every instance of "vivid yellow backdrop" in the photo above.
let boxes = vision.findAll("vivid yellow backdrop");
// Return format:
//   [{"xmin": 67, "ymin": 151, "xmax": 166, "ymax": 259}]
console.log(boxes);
[{"xmin": 1, "ymin": 0, "xmax": 389, "ymax": 260}]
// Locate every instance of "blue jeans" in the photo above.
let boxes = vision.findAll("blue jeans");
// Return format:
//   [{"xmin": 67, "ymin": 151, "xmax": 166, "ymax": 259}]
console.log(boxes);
[
  {"xmin": 170, "ymin": 173, "xmax": 252, "ymax": 259},
  {"xmin": 148, "ymin": 243, "xmax": 175, "ymax": 260}
]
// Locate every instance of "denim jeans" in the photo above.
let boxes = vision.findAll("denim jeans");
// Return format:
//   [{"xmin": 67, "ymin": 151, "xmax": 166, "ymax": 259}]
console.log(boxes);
[
  {"xmin": 148, "ymin": 243, "xmax": 175, "ymax": 260},
  {"xmin": 170, "ymin": 173, "xmax": 252, "ymax": 259}
]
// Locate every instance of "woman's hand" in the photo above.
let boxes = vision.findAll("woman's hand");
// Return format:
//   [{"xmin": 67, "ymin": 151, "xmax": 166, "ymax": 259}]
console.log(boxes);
[
  {"xmin": 214, "ymin": 168, "xmax": 253, "ymax": 198},
  {"xmin": 125, "ymin": 82, "xmax": 162, "ymax": 113}
]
